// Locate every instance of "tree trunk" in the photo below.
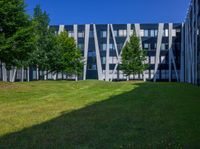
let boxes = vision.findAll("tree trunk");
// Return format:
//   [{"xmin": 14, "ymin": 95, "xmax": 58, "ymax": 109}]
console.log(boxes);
[
  {"xmin": 11, "ymin": 67, "xmax": 17, "ymax": 82},
  {"xmin": 143, "ymin": 72, "xmax": 146, "ymax": 82},
  {"xmin": 2, "ymin": 63, "xmax": 7, "ymax": 82},
  {"xmin": 21, "ymin": 66, "xmax": 24, "ymax": 82},
  {"xmin": 36, "ymin": 66, "xmax": 39, "ymax": 80},
  {"xmin": 126, "ymin": 75, "xmax": 129, "ymax": 81},
  {"xmin": 9, "ymin": 69, "xmax": 13, "ymax": 82},
  {"xmin": 75, "ymin": 75, "xmax": 78, "ymax": 81},
  {"xmin": 27, "ymin": 67, "xmax": 30, "ymax": 82}
]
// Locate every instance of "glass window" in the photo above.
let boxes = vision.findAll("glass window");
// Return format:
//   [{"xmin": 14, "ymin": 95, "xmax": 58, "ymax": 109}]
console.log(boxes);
[
  {"xmin": 78, "ymin": 44, "xmax": 84, "ymax": 50},
  {"xmin": 161, "ymin": 43, "xmax": 166, "ymax": 50},
  {"xmin": 161, "ymin": 70, "xmax": 166, "ymax": 79},
  {"xmin": 88, "ymin": 64, "xmax": 96, "ymax": 70},
  {"xmin": 68, "ymin": 31, "xmax": 74, "ymax": 37},
  {"xmin": 110, "ymin": 43, "xmax": 115, "ymax": 50},
  {"xmin": 88, "ymin": 51, "xmax": 96, "ymax": 57},
  {"xmin": 164, "ymin": 29, "xmax": 169, "ymax": 37},
  {"xmin": 101, "ymin": 44, "xmax": 107, "ymax": 51},
  {"xmin": 155, "ymin": 30, "xmax": 158, "ymax": 36},
  {"xmin": 101, "ymin": 57, "xmax": 106, "ymax": 64},
  {"xmin": 78, "ymin": 31, "xmax": 84, "ymax": 38},
  {"xmin": 114, "ymin": 30, "xmax": 118, "ymax": 37},
  {"xmin": 144, "ymin": 30, "xmax": 149, "ymax": 37},
  {"xmin": 161, "ymin": 56, "xmax": 166, "ymax": 64},
  {"xmin": 119, "ymin": 30, "xmax": 127, "ymax": 37},
  {"xmin": 150, "ymin": 56, "xmax": 155, "ymax": 64},
  {"xmin": 89, "ymin": 31, "xmax": 94, "ymax": 37},
  {"xmin": 172, "ymin": 29, "xmax": 176, "ymax": 37},
  {"xmin": 101, "ymin": 31, "xmax": 107, "ymax": 38},
  {"xmin": 140, "ymin": 30, "xmax": 144, "ymax": 37},
  {"xmin": 144, "ymin": 43, "xmax": 149, "ymax": 49},
  {"xmin": 150, "ymin": 30, "xmax": 155, "ymax": 37}
]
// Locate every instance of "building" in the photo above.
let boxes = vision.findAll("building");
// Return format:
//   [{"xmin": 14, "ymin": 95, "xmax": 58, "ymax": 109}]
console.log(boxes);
[
  {"xmin": 49, "ymin": 23, "xmax": 182, "ymax": 82},
  {"xmin": 181, "ymin": 0, "xmax": 200, "ymax": 85}
]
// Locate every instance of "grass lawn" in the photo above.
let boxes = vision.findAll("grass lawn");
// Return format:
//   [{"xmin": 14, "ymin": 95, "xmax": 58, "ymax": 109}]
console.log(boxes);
[{"xmin": 0, "ymin": 80, "xmax": 200, "ymax": 148}]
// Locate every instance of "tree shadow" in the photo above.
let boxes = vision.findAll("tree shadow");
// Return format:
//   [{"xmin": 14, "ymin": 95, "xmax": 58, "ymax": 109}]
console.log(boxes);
[{"xmin": 0, "ymin": 83, "xmax": 200, "ymax": 148}]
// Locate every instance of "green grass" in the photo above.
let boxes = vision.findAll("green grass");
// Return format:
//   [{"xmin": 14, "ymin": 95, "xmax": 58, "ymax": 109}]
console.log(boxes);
[{"xmin": 0, "ymin": 80, "xmax": 200, "ymax": 148}]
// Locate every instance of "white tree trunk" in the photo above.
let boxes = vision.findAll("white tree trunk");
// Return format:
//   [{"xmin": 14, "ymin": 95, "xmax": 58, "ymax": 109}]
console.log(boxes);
[
  {"xmin": 143, "ymin": 73, "xmax": 146, "ymax": 82},
  {"xmin": 21, "ymin": 66, "xmax": 24, "ymax": 82},
  {"xmin": 126, "ymin": 76, "xmax": 129, "ymax": 81},
  {"xmin": 9, "ymin": 69, "xmax": 13, "ymax": 82},
  {"xmin": 53, "ymin": 73, "xmax": 57, "ymax": 80},
  {"xmin": 11, "ymin": 67, "xmax": 17, "ymax": 82},
  {"xmin": 27, "ymin": 67, "xmax": 30, "ymax": 82},
  {"xmin": 75, "ymin": 75, "xmax": 78, "ymax": 81},
  {"xmin": 44, "ymin": 70, "xmax": 47, "ymax": 80},
  {"xmin": 2, "ymin": 63, "xmax": 7, "ymax": 82},
  {"xmin": 36, "ymin": 66, "xmax": 39, "ymax": 80}
]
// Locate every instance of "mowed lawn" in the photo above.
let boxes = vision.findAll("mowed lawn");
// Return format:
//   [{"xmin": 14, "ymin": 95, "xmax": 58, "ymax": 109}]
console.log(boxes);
[{"xmin": 0, "ymin": 81, "xmax": 200, "ymax": 148}]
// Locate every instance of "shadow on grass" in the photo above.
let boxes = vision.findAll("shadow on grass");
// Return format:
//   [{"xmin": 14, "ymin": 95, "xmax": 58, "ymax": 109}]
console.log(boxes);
[{"xmin": 0, "ymin": 83, "xmax": 200, "ymax": 148}]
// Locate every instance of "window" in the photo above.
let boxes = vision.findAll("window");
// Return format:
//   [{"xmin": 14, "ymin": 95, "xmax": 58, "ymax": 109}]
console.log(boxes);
[
  {"xmin": 161, "ymin": 43, "xmax": 168, "ymax": 50},
  {"xmin": 119, "ymin": 30, "xmax": 127, "ymax": 37},
  {"xmin": 172, "ymin": 29, "xmax": 176, "ymax": 37},
  {"xmin": 68, "ymin": 31, "xmax": 74, "ymax": 37},
  {"xmin": 164, "ymin": 29, "xmax": 169, "ymax": 37},
  {"xmin": 161, "ymin": 56, "xmax": 166, "ymax": 64},
  {"xmin": 88, "ymin": 64, "xmax": 96, "ymax": 70},
  {"xmin": 101, "ymin": 57, "xmax": 106, "ymax": 64},
  {"xmin": 150, "ymin": 30, "xmax": 155, "ymax": 37},
  {"xmin": 110, "ymin": 43, "xmax": 115, "ymax": 51},
  {"xmin": 109, "ymin": 57, "xmax": 118, "ymax": 64},
  {"xmin": 101, "ymin": 44, "xmax": 107, "ymax": 51},
  {"xmin": 89, "ymin": 31, "xmax": 94, "ymax": 37},
  {"xmin": 101, "ymin": 31, "xmax": 107, "ymax": 38},
  {"xmin": 140, "ymin": 30, "xmax": 144, "ymax": 37},
  {"xmin": 150, "ymin": 56, "xmax": 155, "ymax": 64},
  {"xmin": 78, "ymin": 44, "xmax": 84, "ymax": 50},
  {"xmin": 161, "ymin": 70, "xmax": 166, "ymax": 79},
  {"xmin": 161, "ymin": 44, "xmax": 165, "ymax": 50},
  {"xmin": 144, "ymin": 30, "xmax": 149, "ymax": 37},
  {"xmin": 144, "ymin": 43, "xmax": 149, "ymax": 49},
  {"xmin": 88, "ymin": 51, "xmax": 96, "ymax": 57},
  {"xmin": 78, "ymin": 31, "xmax": 84, "ymax": 38},
  {"xmin": 117, "ymin": 43, "xmax": 123, "ymax": 50},
  {"xmin": 155, "ymin": 30, "xmax": 158, "ymax": 36},
  {"xmin": 114, "ymin": 30, "xmax": 118, "ymax": 37}
]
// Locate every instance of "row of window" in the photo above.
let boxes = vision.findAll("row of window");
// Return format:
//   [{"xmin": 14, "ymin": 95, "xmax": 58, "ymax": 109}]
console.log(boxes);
[
  {"xmin": 67, "ymin": 29, "xmax": 178, "ymax": 38},
  {"xmin": 79, "ymin": 43, "xmax": 170, "ymax": 51},
  {"xmin": 143, "ymin": 43, "xmax": 169, "ymax": 50}
]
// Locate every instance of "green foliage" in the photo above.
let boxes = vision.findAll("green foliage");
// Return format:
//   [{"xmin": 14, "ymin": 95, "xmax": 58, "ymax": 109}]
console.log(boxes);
[
  {"xmin": 121, "ymin": 33, "xmax": 147, "ymax": 77},
  {"xmin": 29, "ymin": 5, "xmax": 51, "ymax": 71},
  {"xmin": 0, "ymin": 0, "xmax": 35, "ymax": 69},
  {"xmin": 56, "ymin": 30, "xmax": 84, "ymax": 77}
]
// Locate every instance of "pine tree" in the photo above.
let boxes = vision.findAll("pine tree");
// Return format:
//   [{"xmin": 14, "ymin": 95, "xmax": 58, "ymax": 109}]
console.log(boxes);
[{"xmin": 121, "ymin": 33, "xmax": 147, "ymax": 80}]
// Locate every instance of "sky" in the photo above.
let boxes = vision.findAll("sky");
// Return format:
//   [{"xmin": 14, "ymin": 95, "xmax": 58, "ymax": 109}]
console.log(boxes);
[{"xmin": 25, "ymin": 0, "xmax": 191, "ymax": 25}]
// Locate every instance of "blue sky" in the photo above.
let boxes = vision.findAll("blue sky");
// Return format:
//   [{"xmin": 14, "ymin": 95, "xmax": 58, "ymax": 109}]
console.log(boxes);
[{"xmin": 25, "ymin": 0, "xmax": 190, "ymax": 25}]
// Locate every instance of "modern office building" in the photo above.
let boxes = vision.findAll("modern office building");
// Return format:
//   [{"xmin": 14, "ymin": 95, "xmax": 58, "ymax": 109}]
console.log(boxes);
[
  {"xmin": 181, "ymin": 0, "xmax": 200, "ymax": 85},
  {"xmin": 50, "ymin": 23, "xmax": 181, "ymax": 82}
]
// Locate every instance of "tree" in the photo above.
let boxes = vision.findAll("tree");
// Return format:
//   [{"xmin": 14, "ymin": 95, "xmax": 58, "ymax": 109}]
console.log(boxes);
[
  {"xmin": 56, "ymin": 30, "xmax": 83, "ymax": 81},
  {"xmin": 120, "ymin": 33, "xmax": 147, "ymax": 81},
  {"xmin": 0, "ymin": 0, "xmax": 36, "ymax": 82},
  {"xmin": 30, "ymin": 5, "xmax": 51, "ymax": 80}
]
